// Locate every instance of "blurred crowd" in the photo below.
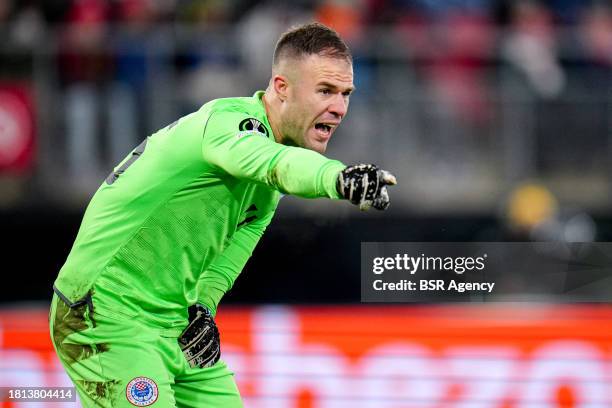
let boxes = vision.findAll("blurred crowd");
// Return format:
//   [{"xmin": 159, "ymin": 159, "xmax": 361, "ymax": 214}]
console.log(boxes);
[
  {"xmin": 2, "ymin": 0, "xmax": 611, "ymax": 92},
  {"xmin": 2, "ymin": 0, "xmax": 611, "ymax": 119}
]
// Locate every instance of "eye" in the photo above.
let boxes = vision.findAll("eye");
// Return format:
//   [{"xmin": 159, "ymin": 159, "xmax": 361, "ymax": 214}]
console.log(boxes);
[{"xmin": 319, "ymin": 89, "xmax": 331, "ymax": 95}]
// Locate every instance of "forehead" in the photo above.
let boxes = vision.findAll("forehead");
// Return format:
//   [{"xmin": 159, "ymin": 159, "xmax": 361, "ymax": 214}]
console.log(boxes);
[{"xmin": 296, "ymin": 54, "xmax": 354, "ymax": 89}]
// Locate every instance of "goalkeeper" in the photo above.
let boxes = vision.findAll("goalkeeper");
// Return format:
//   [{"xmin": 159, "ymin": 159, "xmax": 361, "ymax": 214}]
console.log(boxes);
[{"xmin": 49, "ymin": 22, "xmax": 396, "ymax": 407}]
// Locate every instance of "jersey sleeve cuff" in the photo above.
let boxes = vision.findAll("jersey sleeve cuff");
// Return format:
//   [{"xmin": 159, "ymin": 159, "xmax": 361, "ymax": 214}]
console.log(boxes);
[{"xmin": 322, "ymin": 161, "xmax": 346, "ymax": 200}]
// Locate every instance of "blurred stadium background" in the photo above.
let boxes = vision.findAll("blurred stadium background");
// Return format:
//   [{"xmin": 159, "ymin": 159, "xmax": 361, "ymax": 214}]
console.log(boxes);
[{"xmin": 1, "ymin": 0, "xmax": 611, "ymax": 406}]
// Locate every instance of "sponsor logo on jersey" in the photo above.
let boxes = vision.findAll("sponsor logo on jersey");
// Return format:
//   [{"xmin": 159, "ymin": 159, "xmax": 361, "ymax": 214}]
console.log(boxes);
[
  {"xmin": 236, "ymin": 130, "xmax": 263, "ymax": 139},
  {"xmin": 238, "ymin": 118, "xmax": 269, "ymax": 137},
  {"xmin": 126, "ymin": 377, "xmax": 158, "ymax": 406}
]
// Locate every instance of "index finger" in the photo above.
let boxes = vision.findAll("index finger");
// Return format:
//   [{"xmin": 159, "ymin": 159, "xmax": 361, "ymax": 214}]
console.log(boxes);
[{"xmin": 380, "ymin": 170, "xmax": 397, "ymax": 185}]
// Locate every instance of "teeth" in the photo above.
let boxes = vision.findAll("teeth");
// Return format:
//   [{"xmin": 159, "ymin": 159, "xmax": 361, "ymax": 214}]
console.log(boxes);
[{"xmin": 315, "ymin": 124, "xmax": 334, "ymax": 134}]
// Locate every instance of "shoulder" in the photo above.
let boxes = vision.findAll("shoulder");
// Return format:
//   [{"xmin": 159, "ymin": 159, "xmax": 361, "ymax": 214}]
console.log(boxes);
[
  {"xmin": 205, "ymin": 95, "xmax": 263, "ymax": 117},
  {"xmin": 202, "ymin": 95, "xmax": 270, "ymax": 138}
]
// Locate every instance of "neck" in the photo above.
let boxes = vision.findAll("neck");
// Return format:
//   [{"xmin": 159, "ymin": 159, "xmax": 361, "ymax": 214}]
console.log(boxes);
[{"xmin": 262, "ymin": 91, "xmax": 283, "ymax": 144}]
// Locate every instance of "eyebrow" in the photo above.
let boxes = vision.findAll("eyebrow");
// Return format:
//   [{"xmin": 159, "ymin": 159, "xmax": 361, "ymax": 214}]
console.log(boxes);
[{"xmin": 317, "ymin": 81, "xmax": 356, "ymax": 93}]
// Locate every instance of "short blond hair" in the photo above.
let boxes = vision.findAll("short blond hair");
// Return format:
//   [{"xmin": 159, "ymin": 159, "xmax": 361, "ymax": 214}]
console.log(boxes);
[{"xmin": 273, "ymin": 22, "xmax": 352, "ymax": 66}]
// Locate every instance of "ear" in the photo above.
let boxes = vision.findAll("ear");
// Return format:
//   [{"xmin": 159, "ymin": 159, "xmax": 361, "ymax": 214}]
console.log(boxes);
[{"xmin": 272, "ymin": 75, "xmax": 289, "ymax": 102}]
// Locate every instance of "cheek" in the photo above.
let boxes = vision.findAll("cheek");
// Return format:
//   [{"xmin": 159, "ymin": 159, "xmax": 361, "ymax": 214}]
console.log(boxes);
[
  {"xmin": 293, "ymin": 88, "xmax": 316, "ymax": 108},
  {"xmin": 294, "ymin": 103, "xmax": 315, "ymax": 126},
  {"xmin": 283, "ymin": 99, "xmax": 300, "ymax": 122},
  {"xmin": 288, "ymin": 91, "xmax": 320, "ymax": 127}
]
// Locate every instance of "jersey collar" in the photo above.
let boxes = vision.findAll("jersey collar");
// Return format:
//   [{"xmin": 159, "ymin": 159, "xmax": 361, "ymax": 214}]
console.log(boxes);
[{"xmin": 253, "ymin": 90, "xmax": 276, "ymax": 142}]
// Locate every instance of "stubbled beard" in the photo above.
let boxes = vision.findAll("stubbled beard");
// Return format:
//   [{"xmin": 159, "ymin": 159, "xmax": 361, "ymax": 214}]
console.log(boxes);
[
  {"xmin": 279, "ymin": 122, "xmax": 303, "ymax": 148},
  {"xmin": 281, "ymin": 137, "xmax": 300, "ymax": 148}
]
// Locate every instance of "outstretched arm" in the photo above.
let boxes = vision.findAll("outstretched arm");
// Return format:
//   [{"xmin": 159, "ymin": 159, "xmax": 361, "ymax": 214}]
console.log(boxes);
[{"xmin": 202, "ymin": 110, "xmax": 397, "ymax": 208}]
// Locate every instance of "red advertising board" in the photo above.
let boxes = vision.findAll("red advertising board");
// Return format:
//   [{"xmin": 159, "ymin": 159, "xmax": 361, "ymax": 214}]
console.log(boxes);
[{"xmin": 0, "ymin": 305, "xmax": 611, "ymax": 407}]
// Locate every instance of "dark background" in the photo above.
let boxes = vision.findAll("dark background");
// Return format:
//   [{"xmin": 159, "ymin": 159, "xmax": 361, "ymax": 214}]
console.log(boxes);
[{"xmin": 5, "ymin": 209, "xmax": 612, "ymax": 304}]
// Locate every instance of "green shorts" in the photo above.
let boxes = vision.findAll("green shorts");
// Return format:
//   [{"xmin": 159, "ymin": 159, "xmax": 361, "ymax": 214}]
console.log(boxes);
[{"xmin": 49, "ymin": 292, "xmax": 242, "ymax": 407}]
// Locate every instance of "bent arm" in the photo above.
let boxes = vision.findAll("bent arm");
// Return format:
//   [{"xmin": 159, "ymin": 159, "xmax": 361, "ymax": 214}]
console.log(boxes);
[{"xmin": 196, "ymin": 211, "xmax": 274, "ymax": 316}]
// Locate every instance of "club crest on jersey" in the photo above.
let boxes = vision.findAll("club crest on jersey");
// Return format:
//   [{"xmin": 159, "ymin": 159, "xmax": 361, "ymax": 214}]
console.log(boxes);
[
  {"xmin": 126, "ymin": 377, "xmax": 158, "ymax": 406},
  {"xmin": 238, "ymin": 118, "xmax": 269, "ymax": 138}
]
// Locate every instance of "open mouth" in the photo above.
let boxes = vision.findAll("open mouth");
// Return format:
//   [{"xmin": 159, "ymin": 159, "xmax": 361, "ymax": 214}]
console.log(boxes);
[{"xmin": 314, "ymin": 123, "xmax": 333, "ymax": 138}]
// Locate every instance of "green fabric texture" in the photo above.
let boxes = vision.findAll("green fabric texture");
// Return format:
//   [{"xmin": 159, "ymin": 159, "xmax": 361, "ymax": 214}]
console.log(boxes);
[
  {"xmin": 49, "ymin": 294, "xmax": 243, "ymax": 407},
  {"xmin": 53, "ymin": 91, "xmax": 345, "ymax": 327}
]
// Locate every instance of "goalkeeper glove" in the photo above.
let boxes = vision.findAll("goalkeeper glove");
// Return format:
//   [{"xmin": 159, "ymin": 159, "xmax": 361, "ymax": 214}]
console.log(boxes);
[
  {"xmin": 337, "ymin": 164, "xmax": 397, "ymax": 211},
  {"xmin": 178, "ymin": 304, "xmax": 220, "ymax": 368}
]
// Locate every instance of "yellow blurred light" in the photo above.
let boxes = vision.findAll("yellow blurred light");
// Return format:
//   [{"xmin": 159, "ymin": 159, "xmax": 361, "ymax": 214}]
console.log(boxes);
[{"xmin": 507, "ymin": 182, "xmax": 558, "ymax": 229}]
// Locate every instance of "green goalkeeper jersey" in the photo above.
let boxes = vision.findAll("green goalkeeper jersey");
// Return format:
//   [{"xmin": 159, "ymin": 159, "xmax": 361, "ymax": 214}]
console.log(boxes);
[{"xmin": 54, "ymin": 91, "xmax": 345, "ymax": 328}]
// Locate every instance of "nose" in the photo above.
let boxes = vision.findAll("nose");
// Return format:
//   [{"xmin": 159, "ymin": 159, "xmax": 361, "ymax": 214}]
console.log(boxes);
[{"xmin": 328, "ymin": 93, "xmax": 348, "ymax": 119}]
